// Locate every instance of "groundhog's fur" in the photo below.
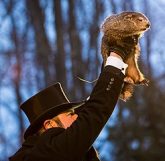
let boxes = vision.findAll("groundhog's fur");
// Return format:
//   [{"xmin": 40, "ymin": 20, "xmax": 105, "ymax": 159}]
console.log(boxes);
[{"xmin": 100, "ymin": 11, "xmax": 150, "ymax": 101}]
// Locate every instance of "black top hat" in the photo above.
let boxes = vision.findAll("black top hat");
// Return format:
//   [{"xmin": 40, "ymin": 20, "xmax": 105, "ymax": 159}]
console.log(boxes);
[{"xmin": 21, "ymin": 83, "xmax": 83, "ymax": 139}]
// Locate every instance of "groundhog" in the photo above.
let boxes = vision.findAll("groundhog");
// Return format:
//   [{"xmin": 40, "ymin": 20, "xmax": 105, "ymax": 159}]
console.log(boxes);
[{"xmin": 100, "ymin": 11, "xmax": 151, "ymax": 101}]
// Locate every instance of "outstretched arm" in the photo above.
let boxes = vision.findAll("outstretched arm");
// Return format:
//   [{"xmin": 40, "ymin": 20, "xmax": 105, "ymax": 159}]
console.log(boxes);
[{"xmin": 31, "ymin": 54, "xmax": 127, "ymax": 161}]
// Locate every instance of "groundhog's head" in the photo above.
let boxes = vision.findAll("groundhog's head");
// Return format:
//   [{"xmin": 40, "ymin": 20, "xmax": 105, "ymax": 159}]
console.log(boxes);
[{"xmin": 101, "ymin": 11, "xmax": 150, "ymax": 37}]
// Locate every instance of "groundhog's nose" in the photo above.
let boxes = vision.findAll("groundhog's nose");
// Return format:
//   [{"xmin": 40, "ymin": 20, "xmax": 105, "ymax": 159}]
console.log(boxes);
[{"xmin": 146, "ymin": 23, "xmax": 150, "ymax": 28}]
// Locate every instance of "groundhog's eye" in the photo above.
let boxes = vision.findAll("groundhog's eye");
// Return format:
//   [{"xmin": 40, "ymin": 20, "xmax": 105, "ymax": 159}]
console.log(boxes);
[{"xmin": 138, "ymin": 17, "xmax": 143, "ymax": 21}]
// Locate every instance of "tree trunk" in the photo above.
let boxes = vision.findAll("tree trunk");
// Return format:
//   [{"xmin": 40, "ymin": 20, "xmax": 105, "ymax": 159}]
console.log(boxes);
[
  {"xmin": 67, "ymin": 0, "xmax": 85, "ymax": 99},
  {"xmin": 26, "ymin": 0, "xmax": 52, "ymax": 88},
  {"xmin": 53, "ymin": 0, "xmax": 67, "ymax": 90}
]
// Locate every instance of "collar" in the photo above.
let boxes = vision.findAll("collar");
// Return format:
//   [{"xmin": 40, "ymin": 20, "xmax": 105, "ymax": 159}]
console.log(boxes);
[{"xmin": 22, "ymin": 127, "xmax": 65, "ymax": 147}]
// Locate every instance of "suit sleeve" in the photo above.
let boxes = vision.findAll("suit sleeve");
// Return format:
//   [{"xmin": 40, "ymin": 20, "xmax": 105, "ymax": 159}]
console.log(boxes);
[{"xmin": 34, "ymin": 66, "xmax": 124, "ymax": 160}]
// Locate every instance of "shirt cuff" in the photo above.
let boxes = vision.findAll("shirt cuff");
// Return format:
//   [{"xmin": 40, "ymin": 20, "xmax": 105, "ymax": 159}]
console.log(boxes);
[{"xmin": 105, "ymin": 56, "xmax": 128, "ymax": 75}]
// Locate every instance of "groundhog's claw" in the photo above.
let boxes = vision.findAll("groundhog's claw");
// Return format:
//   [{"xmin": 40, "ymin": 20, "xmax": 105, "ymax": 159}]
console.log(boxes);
[{"xmin": 140, "ymin": 79, "xmax": 149, "ymax": 86}]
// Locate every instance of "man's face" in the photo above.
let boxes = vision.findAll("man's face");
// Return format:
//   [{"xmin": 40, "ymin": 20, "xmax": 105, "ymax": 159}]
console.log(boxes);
[
  {"xmin": 43, "ymin": 109, "xmax": 78, "ymax": 130},
  {"xmin": 57, "ymin": 110, "xmax": 78, "ymax": 129}
]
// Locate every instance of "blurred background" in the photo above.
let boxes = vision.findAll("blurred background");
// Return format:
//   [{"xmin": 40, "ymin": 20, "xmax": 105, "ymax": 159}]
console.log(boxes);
[{"xmin": 0, "ymin": 0, "xmax": 165, "ymax": 161}]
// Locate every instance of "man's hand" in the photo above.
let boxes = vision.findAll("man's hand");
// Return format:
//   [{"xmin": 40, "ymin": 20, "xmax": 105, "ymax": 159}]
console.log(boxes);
[{"xmin": 101, "ymin": 36, "xmax": 128, "ymax": 62}]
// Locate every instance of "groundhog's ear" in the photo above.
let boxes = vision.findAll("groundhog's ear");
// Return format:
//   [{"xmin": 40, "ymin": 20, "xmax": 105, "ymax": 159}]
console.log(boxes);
[{"xmin": 124, "ymin": 14, "xmax": 133, "ymax": 20}]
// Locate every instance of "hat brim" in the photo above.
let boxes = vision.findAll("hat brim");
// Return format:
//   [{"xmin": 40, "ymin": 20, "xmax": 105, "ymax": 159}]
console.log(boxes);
[{"xmin": 24, "ymin": 101, "xmax": 84, "ymax": 139}]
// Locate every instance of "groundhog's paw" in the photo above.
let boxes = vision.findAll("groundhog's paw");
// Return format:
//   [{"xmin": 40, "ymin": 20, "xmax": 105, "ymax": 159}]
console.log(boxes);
[
  {"xmin": 124, "ymin": 77, "xmax": 134, "ymax": 84},
  {"xmin": 120, "ymin": 91, "xmax": 132, "ymax": 102},
  {"xmin": 139, "ymin": 78, "xmax": 149, "ymax": 86}
]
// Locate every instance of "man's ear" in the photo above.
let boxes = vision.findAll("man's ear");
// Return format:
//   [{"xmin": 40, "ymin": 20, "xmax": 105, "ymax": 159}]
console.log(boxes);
[
  {"xmin": 43, "ymin": 119, "xmax": 58, "ymax": 130},
  {"xmin": 43, "ymin": 119, "xmax": 52, "ymax": 130}
]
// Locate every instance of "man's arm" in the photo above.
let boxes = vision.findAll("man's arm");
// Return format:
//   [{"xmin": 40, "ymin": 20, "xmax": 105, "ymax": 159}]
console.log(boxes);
[{"xmin": 33, "ymin": 54, "xmax": 126, "ymax": 160}]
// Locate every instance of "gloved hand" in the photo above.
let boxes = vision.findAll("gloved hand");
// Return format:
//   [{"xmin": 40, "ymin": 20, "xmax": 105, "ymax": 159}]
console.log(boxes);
[{"xmin": 101, "ymin": 34, "xmax": 138, "ymax": 61}]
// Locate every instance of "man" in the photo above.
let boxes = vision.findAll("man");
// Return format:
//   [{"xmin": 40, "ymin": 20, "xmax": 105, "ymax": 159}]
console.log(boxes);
[{"xmin": 9, "ymin": 52, "xmax": 128, "ymax": 161}]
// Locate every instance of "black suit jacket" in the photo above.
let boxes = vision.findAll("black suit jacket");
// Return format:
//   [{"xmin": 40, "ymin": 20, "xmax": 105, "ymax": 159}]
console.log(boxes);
[{"xmin": 9, "ymin": 66, "xmax": 124, "ymax": 161}]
